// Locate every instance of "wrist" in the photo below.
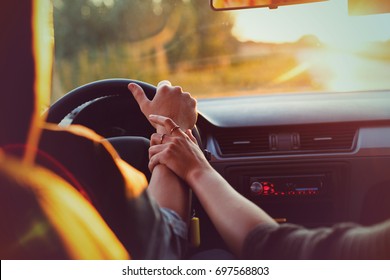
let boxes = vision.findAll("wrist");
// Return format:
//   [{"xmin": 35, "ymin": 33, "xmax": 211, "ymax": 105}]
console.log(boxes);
[
  {"xmin": 153, "ymin": 164, "xmax": 174, "ymax": 177},
  {"xmin": 186, "ymin": 163, "xmax": 214, "ymax": 189}
]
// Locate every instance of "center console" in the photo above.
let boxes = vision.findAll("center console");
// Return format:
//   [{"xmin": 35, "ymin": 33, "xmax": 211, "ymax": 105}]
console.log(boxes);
[{"xmin": 224, "ymin": 162, "xmax": 350, "ymax": 227}]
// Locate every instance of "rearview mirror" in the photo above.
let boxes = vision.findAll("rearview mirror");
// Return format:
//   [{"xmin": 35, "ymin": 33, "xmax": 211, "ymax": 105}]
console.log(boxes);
[{"xmin": 210, "ymin": 0, "xmax": 328, "ymax": 10}]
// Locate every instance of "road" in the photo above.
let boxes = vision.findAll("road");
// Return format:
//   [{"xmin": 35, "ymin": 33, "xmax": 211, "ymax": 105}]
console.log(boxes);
[{"xmin": 296, "ymin": 48, "xmax": 390, "ymax": 92}]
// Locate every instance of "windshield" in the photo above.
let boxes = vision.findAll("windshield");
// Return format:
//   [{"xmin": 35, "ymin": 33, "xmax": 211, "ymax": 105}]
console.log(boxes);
[{"xmin": 52, "ymin": 0, "xmax": 390, "ymax": 100}]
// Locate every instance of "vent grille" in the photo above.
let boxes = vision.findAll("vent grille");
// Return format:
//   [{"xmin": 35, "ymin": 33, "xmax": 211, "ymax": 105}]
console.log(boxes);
[
  {"xmin": 214, "ymin": 124, "xmax": 357, "ymax": 156},
  {"xmin": 299, "ymin": 126, "xmax": 357, "ymax": 151},
  {"xmin": 215, "ymin": 127, "xmax": 269, "ymax": 155}
]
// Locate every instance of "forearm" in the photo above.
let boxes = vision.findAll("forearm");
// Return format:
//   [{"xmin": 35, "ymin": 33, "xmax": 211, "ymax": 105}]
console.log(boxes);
[
  {"xmin": 187, "ymin": 165, "xmax": 277, "ymax": 256},
  {"xmin": 148, "ymin": 164, "xmax": 191, "ymax": 223},
  {"xmin": 147, "ymin": 114, "xmax": 276, "ymax": 255}
]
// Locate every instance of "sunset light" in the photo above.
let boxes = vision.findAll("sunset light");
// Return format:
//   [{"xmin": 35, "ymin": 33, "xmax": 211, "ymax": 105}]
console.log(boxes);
[
  {"xmin": 228, "ymin": 0, "xmax": 390, "ymax": 93},
  {"xmin": 52, "ymin": 0, "xmax": 390, "ymax": 98},
  {"xmin": 232, "ymin": 0, "xmax": 390, "ymax": 51}
]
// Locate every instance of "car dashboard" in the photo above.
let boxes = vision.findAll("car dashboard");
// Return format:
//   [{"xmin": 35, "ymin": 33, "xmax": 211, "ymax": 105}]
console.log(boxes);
[
  {"xmin": 60, "ymin": 86, "xmax": 390, "ymax": 249},
  {"xmin": 195, "ymin": 90, "xmax": 390, "ymax": 246}
]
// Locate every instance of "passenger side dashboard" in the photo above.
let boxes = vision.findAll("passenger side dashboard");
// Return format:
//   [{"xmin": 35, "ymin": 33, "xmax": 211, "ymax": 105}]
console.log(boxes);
[{"xmin": 195, "ymin": 90, "xmax": 390, "ymax": 246}]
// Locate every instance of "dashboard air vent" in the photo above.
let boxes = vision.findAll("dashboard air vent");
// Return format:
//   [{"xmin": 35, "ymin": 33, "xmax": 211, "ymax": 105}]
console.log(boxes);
[
  {"xmin": 299, "ymin": 125, "xmax": 357, "ymax": 151},
  {"xmin": 215, "ymin": 127, "xmax": 269, "ymax": 155},
  {"xmin": 214, "ymin": 124, "xmax": 358, "ymax": 156}
]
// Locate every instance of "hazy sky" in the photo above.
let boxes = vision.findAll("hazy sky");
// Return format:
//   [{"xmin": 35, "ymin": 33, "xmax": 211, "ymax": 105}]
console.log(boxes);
[{"xmin": 232, "ymin": 0, "xmax": 390, "ymax": 50}]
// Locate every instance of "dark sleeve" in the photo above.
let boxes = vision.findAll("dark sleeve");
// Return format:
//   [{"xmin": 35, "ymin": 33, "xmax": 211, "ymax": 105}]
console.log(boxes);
[
  {"xmin": 242, "ymin": 220, "xmax": 390, "ymax": 259},
  {"xmin": 38, "ymin": 128, "xmax": 185, "ymax": 259}
]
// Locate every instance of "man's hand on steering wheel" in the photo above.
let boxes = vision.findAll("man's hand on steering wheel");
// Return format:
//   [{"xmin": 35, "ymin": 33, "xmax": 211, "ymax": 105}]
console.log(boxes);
[{"xmin": 128, "ymin": 80, "xmax": 197, "ymax": 134}]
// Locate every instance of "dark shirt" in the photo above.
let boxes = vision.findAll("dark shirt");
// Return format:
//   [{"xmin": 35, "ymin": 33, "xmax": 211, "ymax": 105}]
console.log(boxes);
[
  {"xmin": 36, "ymin": 126, "xmax": 184, "ymax": 259},
  {"xmin": 242, "ymin": 220, "xmax": 390, "ymax": 259}
]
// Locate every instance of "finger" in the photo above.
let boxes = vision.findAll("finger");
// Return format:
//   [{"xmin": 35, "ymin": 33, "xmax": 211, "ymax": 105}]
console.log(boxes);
[
  {"xmin": 148, "ymin": 144, "xmax": 165, "ymax": 159},
  {"xmin": 148, "ymin": 153, "xmax": 163, "ymax": 172},
  {"xmin": 148, "ymin": 155, "xmax": 157, "ymax": 172},
  {"xmin": 185, "ymin": 129, "xmax": 197, "ymax": 144},
  {"xmin": 150, "ymin": 133, "xmax": 173, "ymax": 146},
  {"xmin": 128, "ymin": 83, "xmax": 150, "ymax": 110},
  {"xmin": 150, "ymin": 133, "xmax": 162, "ymax": 146},
  {"xmin": 149, "ymin": 115, "xmax": 186, "ymax": 136},
  {"xmin": 157, "ymin": 80, "xmax": 172, "ymax": 88},
  {"xmin": 169, "ymin": 125, "xmax": 181, "ymax": 136}
]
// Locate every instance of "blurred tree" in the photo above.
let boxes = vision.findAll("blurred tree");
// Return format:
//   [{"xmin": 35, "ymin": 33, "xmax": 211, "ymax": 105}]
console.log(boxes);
[
  {"xmin": 165, "ymin": 0, "xmax": 239, "ymax": 69},
  {"xmin": 54, "ymin": 0, "xmax": 116, "ymax": 58},
  {"xmin": 53, "ymin": 0, "xmax": 237, "ymax": 65},
  {"xmin": 52, "ymin": 0, "xmax": 239, "ymax": 98},
  {"xmin": 111, "ymin": 0, "xmax": 177, "ymax": 42}
]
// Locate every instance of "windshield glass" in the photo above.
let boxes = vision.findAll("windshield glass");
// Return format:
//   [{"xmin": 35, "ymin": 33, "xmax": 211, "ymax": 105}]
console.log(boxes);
[{"xmin": 52, "ymin": 0, "xmax": 390, "ymax": 100}]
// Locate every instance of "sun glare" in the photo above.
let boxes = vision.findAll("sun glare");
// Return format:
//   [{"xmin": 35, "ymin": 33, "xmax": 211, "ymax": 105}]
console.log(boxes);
[
  {"xmin": 232, "ymin": 0, "xmax": 390, "ymax": 51},
  {"xmin": 230, "ymin": 0, "xmax": 390, "ymax": 93}
]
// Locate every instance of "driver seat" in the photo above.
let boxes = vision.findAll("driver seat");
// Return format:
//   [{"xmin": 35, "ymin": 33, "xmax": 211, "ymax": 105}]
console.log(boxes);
[
  {"xmin": 0, "ymin": 0, "xmax": 131, "ymax": 260},
  {"xmin": 0, "ymin": 0, "xmax": 162, "ymax": 259},
  {"xmin": 0, "ymin": 153, "xmax": 129, "ymax": 259}
]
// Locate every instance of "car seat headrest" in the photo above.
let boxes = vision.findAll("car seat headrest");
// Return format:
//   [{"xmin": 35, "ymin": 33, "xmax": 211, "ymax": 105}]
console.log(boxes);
[{"xmin": 0, "ymin": 1, "xmax": 53, "ymax": 163}]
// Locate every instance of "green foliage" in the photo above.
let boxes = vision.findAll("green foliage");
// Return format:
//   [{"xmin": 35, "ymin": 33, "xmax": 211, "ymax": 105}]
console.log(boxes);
[
  {"xmin": 53, "ymin": 0, "xmax": 238, "ymax": 98},
  {"xmin": 165, "ymin": 1, "xmax": 238, "ymax": 69},
  {"xmin": 52, "ymin": 0, "xmax": 317, "ymax": 100}
]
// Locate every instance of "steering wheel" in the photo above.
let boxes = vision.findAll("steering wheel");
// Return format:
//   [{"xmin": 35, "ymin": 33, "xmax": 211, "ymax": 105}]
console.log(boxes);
[
  {"xmin": 47, "ymin": 78, "xmax": 203, "ymax": 145},
  {"xmin": 46, "ymin": 78, "xmax": 211, "ymax": 255},
  {"xmin": 45, "ymin": 79, "xmax": 175, "ymax": 256},
  {"xmin": 47, "ymin": 78, "xmax": 156, "ymax": 138}
]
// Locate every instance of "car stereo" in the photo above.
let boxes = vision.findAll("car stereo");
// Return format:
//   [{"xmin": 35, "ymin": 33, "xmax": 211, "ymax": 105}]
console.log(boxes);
[{"xmin": 249, "ymin": 174, "xmax": 326, "ymax": 197}]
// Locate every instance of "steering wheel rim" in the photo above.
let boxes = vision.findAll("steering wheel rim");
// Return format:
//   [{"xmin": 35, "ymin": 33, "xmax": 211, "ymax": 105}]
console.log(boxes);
[
  {"xmin": 45, "ymin": 78, "xmax": 208, "ymax": 254},
  {"xmin": 46, "ymin": 79, "xmax": 156, "ymax": 124}
]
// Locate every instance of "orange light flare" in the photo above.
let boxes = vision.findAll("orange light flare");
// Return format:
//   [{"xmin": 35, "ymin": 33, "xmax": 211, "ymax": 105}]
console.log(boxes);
[
  {"xmin": 230, "ymin": 0, "xmax": 390, "ymax": 92},
  {"xmin": 0, "ymin": 153, "xmax": 129, "ymax": 259}
]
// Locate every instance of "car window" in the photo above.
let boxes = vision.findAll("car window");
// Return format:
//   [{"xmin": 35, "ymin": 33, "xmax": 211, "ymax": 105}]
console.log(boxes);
[{"xmin": 52, "ymin": 0, "xmax": 390, "ymax": 101}]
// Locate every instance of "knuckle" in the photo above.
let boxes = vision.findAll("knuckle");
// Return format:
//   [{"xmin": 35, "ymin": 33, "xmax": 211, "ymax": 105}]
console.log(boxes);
[
  {"xmin": 163, "ymin": 118, "xmax": 174, "ymax": 127},
  {"xmin": 190, "ymin": 97, "xmax": 197, "ymax": 106},
  {"xmin": 160, "ymin": 85, "xmax": 171, "ymax": 92},
  {"xmin": 174, "ymin": 86, "xmax": 183, "ymax": 92},
  {"xmin": 172, "ymin": 137, "xmax": 181, "ymax": 145},
  {"xmin": 159, "ymin": 85, "xmax": 169, "ymax": 92},
  {"xmin": 166, "ymin": 142, "xmax": 175, "ymax": 151},
  {"xmin": 150, "ymin": 133, "xmax": 159, "ymax": 143}
]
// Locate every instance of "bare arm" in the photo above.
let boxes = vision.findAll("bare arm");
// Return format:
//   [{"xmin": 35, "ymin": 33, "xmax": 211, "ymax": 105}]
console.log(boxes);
[
  {"xmin": 148, "ymin": 115, "xmax": 277, "ymax": 256},
  {"xmin": 129, "ymin": 80, "xmax": 196, "ymax": 223},
  {"xmin": 148, "ymin": 164, "xmax": 190, "ymax": 223},
  {"xmin": 187, "ymin": 165, "xmax": 276, "ymax": 256}
]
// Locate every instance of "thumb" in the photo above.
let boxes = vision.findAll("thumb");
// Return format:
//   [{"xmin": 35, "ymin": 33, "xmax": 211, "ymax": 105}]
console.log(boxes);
[
  {"xmin": 128, "ymin": 83, "xmax": 150, "ymax": 110},
  {"xmin": 185, "ymin": 129, "xmax": 197, "ymax": 144}
]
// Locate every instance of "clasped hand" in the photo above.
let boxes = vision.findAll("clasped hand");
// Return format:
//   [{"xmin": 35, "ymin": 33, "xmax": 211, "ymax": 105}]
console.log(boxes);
[
  {"xmin": 128, "ymin": 80, "xmax": 197, "ymax": 135},
  {"xmin": 147, "ymin": 115, "xmax": 211, "ymax": 184}
]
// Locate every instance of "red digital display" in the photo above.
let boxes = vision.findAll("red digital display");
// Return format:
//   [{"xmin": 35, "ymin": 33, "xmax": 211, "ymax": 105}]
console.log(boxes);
[{"xmin": 250, "ymin": 175, "xmax": 325, "ymax": 197}]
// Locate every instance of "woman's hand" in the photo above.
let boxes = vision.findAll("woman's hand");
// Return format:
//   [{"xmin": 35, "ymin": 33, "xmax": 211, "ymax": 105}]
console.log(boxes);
[
  {"xmin": 148, "ymin": 115, "xmax": 211, "ymax": 182},
  {"xmin": 129, "ymin": 80, "xmax": 197, "ymax": 134},
  {"xmin": 148, "ymin": 116, "xmax": 277, "ymax": 257}
]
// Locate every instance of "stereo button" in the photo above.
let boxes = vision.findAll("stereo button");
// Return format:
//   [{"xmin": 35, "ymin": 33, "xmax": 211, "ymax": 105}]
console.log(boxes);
[{"xmin": 250, "ymin": 181, "xmax": 263, "ymax": 195}]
